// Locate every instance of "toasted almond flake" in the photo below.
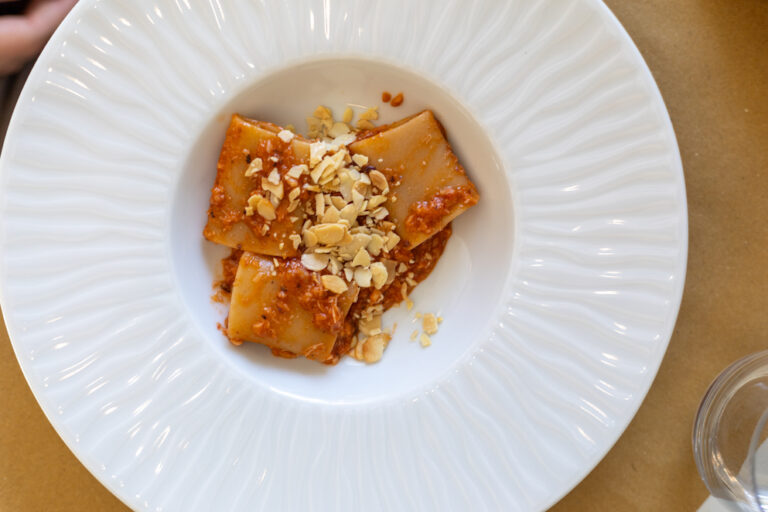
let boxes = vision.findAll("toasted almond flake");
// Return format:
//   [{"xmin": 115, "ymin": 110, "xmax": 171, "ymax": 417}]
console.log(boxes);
[
  {"xmin": 406, "ymin": 276, "xmax": 417, "ymax": 286},
  {"xmin": 311, "ymin": 150, "xmax": 345, "ymax": 183},
  {"xmin": 269, "ymin": 192, "xmax": 280, "ymax": 207},
  {"xmin": 354, "ymin": 267, "xmax": 372, "ymax": 287},
  {"xmin": 330, "ymin": 195, "xmax": 347, "ymax": 210},
  {"xmin": 351, "ymin": 248, "xmax": 371, "ymax": 267},
  {"xmin": 309, "ymin": 142, "xmax": 327, "ymax": 167},
  {"xmin": 370, "ymin": 261, "xmax": 388, "ymax": 289},
  {"xmin": 277, "ymin": 129, "xmax": 295, "ymax": 142},
  {"xmin": 367, "ymin": 234, "xmax": 384, "ymax": 256},
  {"xmin": 303, "ymin": 230, "xmax": 318, "ymax": 247},
  {"xmin": 359, "ymin": 173, "xmax": 371, "ymax": 185},
  {"xmin": 339, "ymin": 204, "xmax": 358, "ymax": 224},
  {"xmin": 287, "ymin": 200, "xmax": 299, "ymax": 212},
  {"xmin": 361, "ymin": 333, "xmax": 390, "ymax": 363},
  {"xmin": 313, "ymin": 223, "xmax": 347, "ymax": 245},
  {"xmin": 330, "ymin": 133, "xmax": 356, "ymax": 149},
  {"xmin": 261, "ymin": 178, "xmax": 284, "ymax": 200},
  {"xmin": 314, "ymin": 193, "xmax": 325, "ymax": 217},
  {"xmin": 247, "ymin": 194, "xmax": 276, "ymax": 221},
  {"xmin": 385, "ymin": 232, "xmax": 400, "ymax": 251},
  {"xmin": 410, "ymin": 330, "xmax": 419, "ymax": 341},
  {"xmin": 400, "ymin": 282, "xmax": 408, "ymax": 299},
  {"xmin": 287, "ymin": 164, "xmax": 307, "ymax": 178},
  {"xmin": 328, "ymin": 122, "xmax": 350, "ymax": 138},
  {"xmin": 358, "ymin": 314, "xmax": 381, "ymax": 336},
  {"xmin": 356, "ymin": 119, "xmax": 375, "ymax": 130},
  {"xmin": 369, "ymin": 170, "xmax": 388, "ymax": 192},
  {"xmin": 344, "ymin": 267, "xmax": 353, "ymax": 281},
  {"xmin": 367, "ymin": 195, "xmax": 387, "ymax": 209},
  {"xmin": 406, "ymin": 298, "xmax": 414, "ymax": 310},
  {"xmin": 359, "ymin": 106, "xmax": 378, "ymax": 121},
  {"xmin": 397, "ymin": 262, "xmax": 408, "ymax": 273},
  {"xmin": 342, "ymin": 107, "xmax": 354, "ymax": 123},
  {"xmin": 419, "ymin": 333, "xmax": 431, "ymax": 347},
  {"xmin": 244, "ymin": 157, "xmax": 263, "ymax": 177},
  {"xmin": 269, "ymin": 155, "xmax": 279, "ymax": 163},
  {"xmin": 321, "ymin": 274, "xmax": 348, "ymax": 294},
  {"xmin": 372, "ymin": 206, "xmax": 389, "ymax": 220},
  {"xmin": 351, "ymin": 154, "xmax": 368, "ymax": 167},
  {"xmin": 328, "ymin": 255, "xmax": 342, "ymax": 275},
  {"xmin": 289, "ymin": 233, "xmax": 302, "ymax": 250},
  {"xmin": 301, "ymin": 253, "xmax": 329, "ymax": 271},
  {"xmin": 351, "ymin": 188, "xmax": 365, "ymax": 210},
  {"xmin": 288, "ymin": 187, "xmax": 301, "ymax": 202},
  {"xmin": 322, "ymin": 205, "xmax": 340, "ymax": 224},
  {"xmin": 422, "ymin": 313, "xmax": 439, "ymax": 335},
  {"xmin": 267, "ymin": 169, "xmax": 280, "ymax": 184},
  {"xmin": 314, "ymin": 105, "xmax": 332, "ymax": 119},
  {"xmin": 260, "ymin": 223, "xmax": 270, "ymax": 236}
]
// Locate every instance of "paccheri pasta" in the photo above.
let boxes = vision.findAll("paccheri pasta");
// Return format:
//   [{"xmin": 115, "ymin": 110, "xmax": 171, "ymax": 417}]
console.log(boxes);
[{"xmin": 204, "ymin": 107, "xmax": 479, "ymax": 364}]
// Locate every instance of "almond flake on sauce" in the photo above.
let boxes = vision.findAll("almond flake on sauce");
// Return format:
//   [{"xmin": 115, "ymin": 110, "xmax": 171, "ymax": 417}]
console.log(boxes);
[
  {"xmin": 244, "ymin": 157, "xmax": 263, "ymax": 177},
  {"xmin": 277, "ymin": 129, "xmax": 295, "ymax": 142},
  {"xmin": 321, "ymin": 274, "xmax": 348, "ymax": 294}
]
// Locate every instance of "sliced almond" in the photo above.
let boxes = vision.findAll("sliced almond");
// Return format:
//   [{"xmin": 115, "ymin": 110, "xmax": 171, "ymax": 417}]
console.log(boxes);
[
  {"xmin": 301, "ymin": 253, "xmax": 329, "ymax": 271},
  {"xmin": 370, "ymin": 261, "xmax": 388, "ymax": 289},
  {"xmin": 422, "ymin": 314, "xmax": 439, "ymax": 335},
  {"xmin": 303, "ymin": 230, "xmax": 318, "ymax": 248},
  {"xmin": 343, "ymin": 267, "xmax": 354, "ymax": 281},
  {"xmin": 321, "ymin": 274, "xmax": 348, "ymax": 294},
  {"xmin": 313, "ymin": 223, "xmax": 347, "ymax": 245},
  {"xmin": 289, "ymin": 233, "xmax": 302, "ymax": 250},
  {"xmin": 244, "ymin": 157, "xmax": 263, "ymax": 177},
  {"xmin": 288, "ymin": 187, "xmax": 301, "ymax": 201},
  {"xmin": 359, "ymin": 106, "xmax": 378, "ymax": 121},
  {"xmin": 367, "ymin": 234, "xmax": 385, "ymax": 256},
  {"xmin": 261, "ymin": 178, "xmax": 284, "ymax": 200},
  {"xmin": 330, "ymin": 195, "xmax": 347, "ymax": 210},
  {"xmin": 328, "ymin": 122, "xmax": 350, "ymax": 138},
  {"xmin": 372, "ymin": 206, "xmax": 389, "ymax": 220},
  {"xmin": 309, "ymin": 142, "xmax": 327, "ymax": 167},
  {"xmin": 354, "ymin": 268, "xmax": 372, "ymax": 288},
  {"xmin": 351, "ymin": 153, "xmax": 368, "ymax": 167},
  {"xmin": 339, "ymin": 204, "xmax": 358, "ymax": 224},
  {"xmin": 385, "ymin": 232, "xmax": 400, "ymax": 251},
  {"xmin": 359, "ymin": 314, "xmax": 381, "ymax": 336},
  {"xmin": 352, "ymin": 188, "xmax": 365, "ymax": 210},
  {"xmin": 367, "ymin": 195, "xmax": 387, "ymax": 209},
  {"xmin": 321, "ymin": 205, "xmax": 340, "ymax": 224},
  {"xmin": 369, "ymin": 170, "xmax": 388, "ymax": 192},
  {"xmin": 277, "ymin": 129, "xmax": 294, "ymax": 142},
  {"xmin": 267, "ymin": 169, "xmax": 280, "ymax": 184},
  {"xmin": 361, "ymin": 333, "xmax": 390, "ymax": 363},
  {"xmin": 352, "ymin": 248, "xmax": 371, "ymax": 267},
  {"xmin": 314, "ymin": 193, "xmax": 325, "ymax": 217},
  {"xmin": 342, "ymin": 107, "xmax": 353, "ymax": 123},
  {"xmin": 327, "ymin": 255, "xmax": 343, "ymax": 275},
  {"xmin": 287, "ymin": 164, "xmax": 307, "ymax": 179},
  {"xmin": 248, "ymin": 194, "xmax": 276, "ymax": 221}
]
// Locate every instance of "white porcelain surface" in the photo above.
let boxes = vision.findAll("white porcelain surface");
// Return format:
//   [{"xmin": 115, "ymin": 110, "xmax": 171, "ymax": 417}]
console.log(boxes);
[{"xmin": 0, "ymin": 1, "xmax": 687, "ymax": 511}]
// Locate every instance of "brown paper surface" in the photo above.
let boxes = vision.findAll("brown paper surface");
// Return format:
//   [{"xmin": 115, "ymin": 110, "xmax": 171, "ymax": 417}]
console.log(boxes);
[{"xmin": 2, "ymin": 0, "xmax": 767, "ymax": 510}]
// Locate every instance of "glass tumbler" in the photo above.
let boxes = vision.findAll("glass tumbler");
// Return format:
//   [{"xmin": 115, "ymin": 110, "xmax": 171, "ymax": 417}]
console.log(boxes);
[{"xmin": 693, "ymin": 351, "xmax": 768, "ymax": 512}]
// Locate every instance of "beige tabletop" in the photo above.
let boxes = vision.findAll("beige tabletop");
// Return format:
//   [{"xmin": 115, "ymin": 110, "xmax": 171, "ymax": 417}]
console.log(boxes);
[{"xmin": 2, "ymin": 0, "xmax": 767, "ymax": 510}]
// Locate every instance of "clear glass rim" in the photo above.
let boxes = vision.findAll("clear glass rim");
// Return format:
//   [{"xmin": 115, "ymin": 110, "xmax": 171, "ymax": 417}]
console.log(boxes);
[{"xmin": 693, "ymin": 350, "xmax": 768, "ymax": 509}]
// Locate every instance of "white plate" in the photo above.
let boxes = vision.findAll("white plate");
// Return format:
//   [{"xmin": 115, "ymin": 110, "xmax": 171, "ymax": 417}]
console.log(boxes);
[{"xmin": 0, "ymin": 1, "xmax": 686, "ymax": 510}]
